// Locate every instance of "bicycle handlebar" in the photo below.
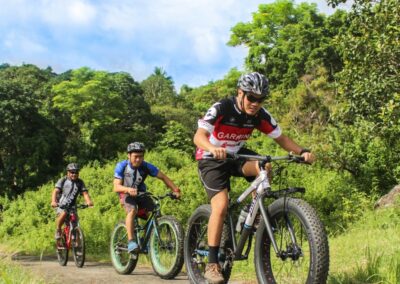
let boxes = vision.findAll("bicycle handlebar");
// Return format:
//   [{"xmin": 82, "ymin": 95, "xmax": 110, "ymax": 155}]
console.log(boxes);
[
  {"xmin": 137, "ymin": 191, "xmax": 179, "ymax": 200},
  {"xmin": 203, "ymin": 152, "xmax": 306, "ymax": 163},
  {"xmin": 57, "ymin": 204, "xmax": 90, "ymax": 210}
]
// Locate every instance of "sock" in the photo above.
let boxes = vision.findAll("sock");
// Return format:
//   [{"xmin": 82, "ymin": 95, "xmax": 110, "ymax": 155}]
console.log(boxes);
[{"xmin": 208, "ymin": 246, "xmax": 219, "ymax": 263}]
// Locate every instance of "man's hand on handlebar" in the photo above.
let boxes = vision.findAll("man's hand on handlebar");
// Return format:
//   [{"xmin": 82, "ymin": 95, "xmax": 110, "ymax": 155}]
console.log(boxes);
[
  {"xmin": 301, "ymin": 152, "xmax": 315, "ymax": 164},
  {"xmin": 127, "ymin": 187, "xmax": 138, "ymax": 197},
  {"xmin": 210, "ymin": 147, "xmax": 227, "ymax": 160},
  {"xmin": 172, "ymin": 188, "xmax": 181, "ymax": 199}
]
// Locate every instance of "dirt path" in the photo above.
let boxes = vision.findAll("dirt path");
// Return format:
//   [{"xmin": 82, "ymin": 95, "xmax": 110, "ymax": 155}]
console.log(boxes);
[{"xmin": 13, "ymin": 255, "xmax": 189, "ymax": 284}]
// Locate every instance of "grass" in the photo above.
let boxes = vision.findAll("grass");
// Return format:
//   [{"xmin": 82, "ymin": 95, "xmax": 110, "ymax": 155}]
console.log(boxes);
[{"xmin": 0, "ymin": 251, "xmax": 46, "ymax": 284}]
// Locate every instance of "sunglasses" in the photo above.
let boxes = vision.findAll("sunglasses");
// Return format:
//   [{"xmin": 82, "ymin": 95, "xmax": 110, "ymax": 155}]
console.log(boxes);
[
  {"xmin": 245, "ymin": 93, "xmax": 265, "ymax": 103},
  {"xmin": 69, "ymin": 171, "xmax": 79, "ymax": 174}
]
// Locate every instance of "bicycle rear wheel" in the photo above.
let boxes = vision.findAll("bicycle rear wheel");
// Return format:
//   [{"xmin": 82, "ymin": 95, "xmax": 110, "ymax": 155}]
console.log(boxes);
[
  {"xmin": 149, "ymin": 216, "xmax": 184, "ymax": 279},
  {"xmin": 72, "ymin": 227, "xmax": 85, "ymax": 268},
  {"xmin": 254, "ymin": 197, "xmax": 329, "ymax": 284},
  {"xmin": 110, "ymin": 222, "xmax": 138, "ymax": 274},
  {"xmin": 184, "ymin": 204, "xmax": 233, "ymax": 284},
  {"xmin": 56, "ymin": 233, "xmax": 68, "ymax": 266}
]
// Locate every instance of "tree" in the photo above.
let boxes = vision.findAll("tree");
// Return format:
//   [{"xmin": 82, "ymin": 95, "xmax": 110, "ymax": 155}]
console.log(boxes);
[
  {"xmin": 52, "ymin": 67, "xmax": 159, "ymax": 161},
  {"xmin": 228, "ymin": 0, "xmax": 346, "ymax": 89},
  {"xmin": 0, "ymin": 80, "xmax": 62, "ymax": 195},
  {"xmin": 141, "ymin": 67, "xmax": 177, "ymax": 106},
  {"xmin": 328, "ymin": 0, "xmax": 400, "ymax": 193}
]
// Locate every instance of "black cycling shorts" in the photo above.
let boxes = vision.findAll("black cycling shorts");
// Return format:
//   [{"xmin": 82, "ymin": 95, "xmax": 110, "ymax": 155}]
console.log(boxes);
[
  {"xmin": 198, "ymin": 148, "xmax": 258, "ymax": 200},
  {"xmin": 123, "ymin": 193, "xmax": 156, "ymax": 214}
]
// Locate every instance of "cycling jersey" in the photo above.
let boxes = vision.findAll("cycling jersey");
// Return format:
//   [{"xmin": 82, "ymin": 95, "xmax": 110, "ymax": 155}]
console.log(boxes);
[
  {"xmin": 114, "ymin": 160, "xmax": 159, "ymax": 194},
  {"xmin": 195, "ymin": 96, "xmax": 282, "ymax": 159},
  {"xmin": 55, "ymin": 177, "xmax": 87, "ymax": 208}
]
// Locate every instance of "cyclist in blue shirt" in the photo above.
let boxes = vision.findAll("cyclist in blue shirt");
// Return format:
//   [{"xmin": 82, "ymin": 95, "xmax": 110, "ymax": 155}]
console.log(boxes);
[{"xmin": 113, "ymin": 142, "xmax": 181, "ymax": 253}]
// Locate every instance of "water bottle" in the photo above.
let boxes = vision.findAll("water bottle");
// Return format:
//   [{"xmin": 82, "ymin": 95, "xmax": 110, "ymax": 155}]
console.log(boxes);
[{"xmin": 235, "ymin": 206, "xmax": 249, "ymax": 233}]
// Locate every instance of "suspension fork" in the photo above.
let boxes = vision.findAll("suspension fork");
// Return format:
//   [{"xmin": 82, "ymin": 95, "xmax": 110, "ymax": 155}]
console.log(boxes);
[{"xmin": 258, "ymin": 196, "xmax": 281, "ymax": 255}]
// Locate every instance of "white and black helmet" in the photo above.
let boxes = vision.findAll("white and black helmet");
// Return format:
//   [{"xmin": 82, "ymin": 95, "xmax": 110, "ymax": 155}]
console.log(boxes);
[
  {"xmin": 237, "ymin": 72, "xmax": 269, "ymax": 98},
  {"xmin": 66, "ymin": 163, "xmax": 80, "ymax": 171},
  {"xmin": 127, "ymin": 142, "xmax": 145, "ymax": 153}
]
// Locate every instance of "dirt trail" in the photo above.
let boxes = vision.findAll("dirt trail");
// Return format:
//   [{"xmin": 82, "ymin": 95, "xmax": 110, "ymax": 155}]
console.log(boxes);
[{"xmin": 13, "ymin": 255, "xmax": 189, "ymax": 284}]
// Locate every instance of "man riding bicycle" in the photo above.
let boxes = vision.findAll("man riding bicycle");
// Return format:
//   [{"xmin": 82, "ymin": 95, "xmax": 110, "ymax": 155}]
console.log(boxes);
[
  {"xmin": 51, "ymin": 163, "xmax": 94, "ymax": 240},
  {"xmin": 193, "ymin": 72, "xmax": 315, "ymax": 284},
  {"xmin": 113, "ymin": 142, "xmax": 181, "ymax": 254}
]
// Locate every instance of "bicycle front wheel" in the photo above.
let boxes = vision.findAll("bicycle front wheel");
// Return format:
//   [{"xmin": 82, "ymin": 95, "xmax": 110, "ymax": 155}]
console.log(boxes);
[
  {"xmin": 255, "ymin": 197, "xmax": 329, "ymax": 284},
  {"xmin": 184, "ymin": 204, "xmax": 233, "ymax": 284},
  {"xmin": 72, "ymin": 227, "xmax": 85, "ymax": 268},
  {"xmin": 56, "ymin": 233, "xmax": 68, "ymax": 266},
  {"xmin": 110, "ymin": 222, "xmax": 138, "ymax": 274},
  {"xmin": 149, "ymin": 216, "xmax": 184, "ymax": 279}
]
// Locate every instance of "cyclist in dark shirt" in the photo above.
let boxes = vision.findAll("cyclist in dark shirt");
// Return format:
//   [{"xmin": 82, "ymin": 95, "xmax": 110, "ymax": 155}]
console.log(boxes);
[
  {"xmin": 194, "ymin": 72, "xmax": 315, "ymax": 283},
  {"xmin": 113, "ymin": 142, "xmax": 181, "ymax": 253},
  {"xmin": 51, "ymin": 163, "xmax": 93, "ymax": 240}
]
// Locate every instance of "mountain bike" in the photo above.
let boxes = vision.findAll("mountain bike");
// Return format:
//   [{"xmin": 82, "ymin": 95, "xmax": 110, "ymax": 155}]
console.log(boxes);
[
  {"xmin": 184, "ymin": 153, "xmax": 330, "ymax": 284},
  {"xmin": 110, "ymin": 192, "xmax": 184, "ymax": 279},
  {"xmin": 56, "ymin": 204, "xmax": 88, "ymax": 267}
]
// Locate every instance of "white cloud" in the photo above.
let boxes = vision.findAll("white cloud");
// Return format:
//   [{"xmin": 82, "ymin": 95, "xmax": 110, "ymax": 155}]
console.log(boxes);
[
  {"xmin": 0, "ymin": 0, "xmax": 348, "ymax": 90},
  {"xmin": 3, "ymin": 31, "xmax": 47, "ymax": 53},
  {"xmin": 41, "ymin": 0, "xmax": 97, "ymax": 27}
]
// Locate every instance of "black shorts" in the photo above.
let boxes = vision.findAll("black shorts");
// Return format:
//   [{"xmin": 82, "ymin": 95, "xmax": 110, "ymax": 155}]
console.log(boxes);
[
  {"xmin": 198, "ymin": 148, "xmax": 258, "ymax": 200},
  {"xmin": 123, "ymin": 193, "xmax": 156, "ymax": 214}
]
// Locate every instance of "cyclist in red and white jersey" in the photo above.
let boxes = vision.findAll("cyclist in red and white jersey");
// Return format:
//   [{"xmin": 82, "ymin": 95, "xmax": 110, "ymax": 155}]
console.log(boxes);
[{"xmin": 194, "ymin": 72, "xmax": 315, "ymax": 284}]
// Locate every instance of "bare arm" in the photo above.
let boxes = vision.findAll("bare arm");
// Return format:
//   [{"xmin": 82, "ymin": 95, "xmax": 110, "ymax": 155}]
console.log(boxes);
[
  {"xmin": 82, "ymin": 191, "xmax": 93, "ymax": 206},
  {"xmin": 194, "ymin": 128, "xmax": 226, "ymax": 159},
  {"xmin": 51, "ymin": 188, "xmax": 60, "ymax": 207},
  {"xmin": 274, "ymin": 134, "xmax": 315, "ymax": 163},
  {"xmin": 156, "ymin": 171, "xmax": 181, "ymax": 198},
  {"xmin": 113, "ymin": 178, "xmax": 137, "ymax": 196}
]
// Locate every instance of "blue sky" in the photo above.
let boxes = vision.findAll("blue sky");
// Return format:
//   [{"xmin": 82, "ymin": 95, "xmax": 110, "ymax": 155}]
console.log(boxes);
[{"xmin": 0, "ymin": 0, "xmax": 351, "ymax": 91}]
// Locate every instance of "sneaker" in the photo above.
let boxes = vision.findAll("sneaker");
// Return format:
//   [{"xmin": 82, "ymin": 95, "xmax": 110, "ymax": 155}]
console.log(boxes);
[
  {"xmin": 204, "ymin": 263, "xmax": 224, "ymax": 284},
  {"xmin": 127, "ymin": 241, "xmax": 139, "ymax": 254},
  {"xmin": 54, "ymin": 229, "xmax": 62, "ymax": 240}
]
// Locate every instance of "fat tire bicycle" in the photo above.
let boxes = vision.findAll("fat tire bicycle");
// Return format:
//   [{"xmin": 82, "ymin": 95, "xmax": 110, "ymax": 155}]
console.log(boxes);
[
  {"xmin": 184, "ymin": 153, "xmax": 330, "ymax": 284},
  {"xmin": 56, "ymin": 204, "xmax": 88, "ymax": 268},
  {"xmin": 110, "ymin": 192, "xmax": 184, "ymax": 279}
]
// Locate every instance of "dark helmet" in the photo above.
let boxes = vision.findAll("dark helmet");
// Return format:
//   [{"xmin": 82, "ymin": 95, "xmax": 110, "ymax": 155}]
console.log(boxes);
[
  {"xmin": 66, "ymin": 163, "xmax": 80, "ymax": 171},
  {"xmin": 237, "ymin": 72, "xmax": 269, "ymax": 98},
  {"xmin": 127, "ymin": 142, "xmax": 145, "ymax": 153}
]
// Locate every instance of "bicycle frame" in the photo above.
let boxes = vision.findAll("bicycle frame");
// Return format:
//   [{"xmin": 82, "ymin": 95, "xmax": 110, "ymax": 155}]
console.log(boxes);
[
  {"xmin": 116, "ymin": 193, "xmax": 171, "ymax": 254},
  {"xmin": 226, "ymin": 154, "xmax": 305, "ymax": 261},
  {"xmin": 58, "ymin": 205, "xmax": 87, "ymax": 249}
]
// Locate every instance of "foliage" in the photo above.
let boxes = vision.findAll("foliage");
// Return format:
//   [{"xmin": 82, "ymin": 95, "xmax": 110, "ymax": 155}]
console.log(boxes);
[
  {"xmin": 327, "ymin": 0, "xmax": 400, "ymax": 193},
  {"xmin": 156, "ymin": 121, "xmax": 195, "ymax": 155},
  {"xmin": 228, "ymin": 0, "xmax": 346, "ymax": 89},
  {"xmin": 140, "ymin": 67, "xmax": 177, "ymax": 106},
  {"xmin": 52, "ymin": 67, "xmax": 160, "ymax": 161},
  {"xmin": 0, "ymin": 68, "xmax": 63, "ymax": 195},
  {"xmin": 181, "ymin": 68, "xmax": 241, "ymax": 113}
]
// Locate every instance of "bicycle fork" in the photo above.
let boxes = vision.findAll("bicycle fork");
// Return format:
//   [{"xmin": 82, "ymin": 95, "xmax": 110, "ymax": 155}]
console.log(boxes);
[{"xmin": 234, "ymin": 170, "xmax": 300, "ymax": 260}]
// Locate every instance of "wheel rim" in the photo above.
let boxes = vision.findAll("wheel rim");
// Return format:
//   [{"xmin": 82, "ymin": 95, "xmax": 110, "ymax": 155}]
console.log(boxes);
[
  {"xmin": 187, "ymin": 214, "xmax": 209, "ymax": 280},
  {"xmin": 72, "ymin": 228, "xmax": 85, "ymax": 267},
  {"xmin": 150, "ymin": 222, "xmax": 178, "ymax": 274},
  {"xmin": 111, "ymin": 224, "xmax": 134, "ymax": 270},
  {"xmin": 56, "ymin": 235, "xmax": 68, "ymax": 265},
  {"xmin": 261, "ymin": 211, "xmax": 311, "ymax": 284}
]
